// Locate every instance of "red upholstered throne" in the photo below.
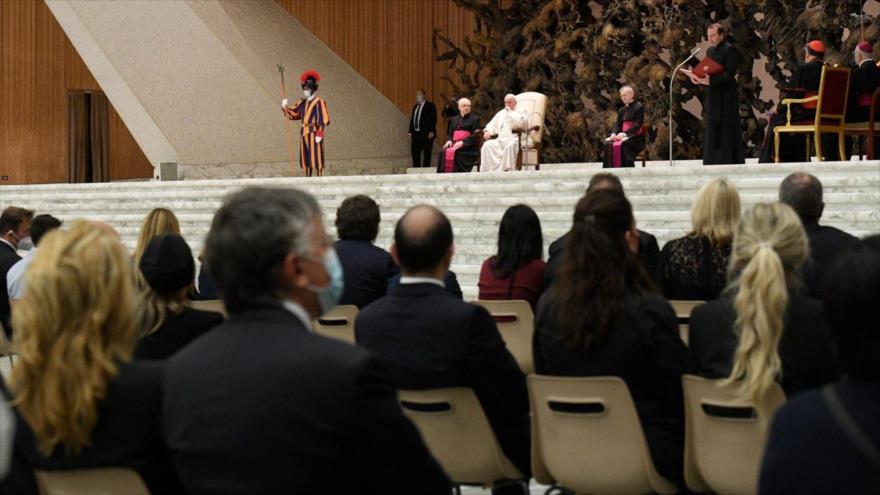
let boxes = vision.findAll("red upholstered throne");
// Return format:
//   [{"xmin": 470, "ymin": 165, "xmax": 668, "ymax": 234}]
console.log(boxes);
[{"xmin": 774, "ymin": 65, "xmax": 851, "ymax": 162}]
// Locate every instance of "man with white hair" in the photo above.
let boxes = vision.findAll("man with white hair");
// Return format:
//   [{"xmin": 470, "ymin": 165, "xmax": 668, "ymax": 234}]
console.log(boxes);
[
  {"xmin": 437, "ymin": 97, "xmax": 480, "ymax": 173},
  {"xmin": 479, "ymin": 94, "xmax": 528, "ymax": 172}
]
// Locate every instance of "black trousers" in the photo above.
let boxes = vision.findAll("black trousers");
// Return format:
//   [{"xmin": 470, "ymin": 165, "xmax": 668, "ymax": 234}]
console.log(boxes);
[{"xmin": 410, "ymin": 131, "xmax": 433, "ymax": 167}]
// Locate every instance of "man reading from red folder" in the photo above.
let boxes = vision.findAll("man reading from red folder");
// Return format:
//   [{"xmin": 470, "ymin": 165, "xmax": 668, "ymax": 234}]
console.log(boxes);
[{"xmin": 682, "ymin": 23, "xmax": 744, "ymax": 165}]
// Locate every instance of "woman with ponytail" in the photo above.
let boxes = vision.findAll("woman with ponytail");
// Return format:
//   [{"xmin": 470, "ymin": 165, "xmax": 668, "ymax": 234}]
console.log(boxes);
[
  {"xmin": 689, "ymin": 203, "xmax": 838, "ymax": 416},
  {"xmin": 534, "ymin": 189, "xmax": 688, "ymax": 487}
]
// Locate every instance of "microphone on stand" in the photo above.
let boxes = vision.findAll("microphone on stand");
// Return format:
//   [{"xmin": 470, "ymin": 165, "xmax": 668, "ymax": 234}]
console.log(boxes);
[{"xmin": 669, "ymin": 47, "xmax": 702, "ymax": 167}]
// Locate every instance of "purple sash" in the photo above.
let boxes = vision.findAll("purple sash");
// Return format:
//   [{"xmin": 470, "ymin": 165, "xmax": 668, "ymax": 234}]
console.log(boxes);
[
  {"xmin": 443, "ymin": 130, "xmax": 472, "ymax": 173},
  {"xmin": 611, "ymin": 121, "xmax": 642, "ymax": 168}
]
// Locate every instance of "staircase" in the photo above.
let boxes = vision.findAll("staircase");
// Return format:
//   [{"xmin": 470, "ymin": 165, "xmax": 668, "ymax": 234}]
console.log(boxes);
[{"xmin": 2, "ymin": 161, "xmax": 878, "ymax": 299}]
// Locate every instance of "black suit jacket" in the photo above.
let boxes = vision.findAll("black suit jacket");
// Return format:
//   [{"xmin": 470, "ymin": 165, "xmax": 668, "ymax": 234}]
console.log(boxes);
[
  {"xmin": 847, "ymin": 60, "xmax": 880, "ymax": 122},
  {"xmin": 162, "ymin": 307, "xmax": 449, "ymax": 495},
  {"xmin": 355, "ymin": 283, "xmax": 530, "ymax": 475},
  {"xmin": 0, "ymin": 242, "xmax": 21, "ymax": 337},
  {"xmin": 545, "ymin": 229, "xmax": 660, "ymax": 287},
  {"xmin": 1, "ymin": 362, "xmax": 181, "ymax": 494},
  {"xmin": 688, "ymin": 293, "xmax": 839, "ymax": 398},
  {"xmin": 409, "ymin": 101, "xmax": 437, "ymax": 135},
  {"xmin": 800, "ymin": 220, "xmax": 859, "ymax": 298},
  {"xmin": 334, "ymin": 239, "xmax": 399, "ymax": 309},
  {"xmin": 785, "ymin": 59, "xmax": 825, "ymax": 120},
  {"xmin": 134, "ymin": 307, "xmax": 223, "ymax": 360}
]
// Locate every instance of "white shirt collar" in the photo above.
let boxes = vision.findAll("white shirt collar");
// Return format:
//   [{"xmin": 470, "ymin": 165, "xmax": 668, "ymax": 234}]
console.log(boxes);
[
  {"xmin": 280, "ymin": 299, "xmax": 314, "ymax": 332},
  {"xmin": 399, "ymin": 276, "xmax": 445, "ymax": 288},
  {"xmin": 860, "ymin": 58, "xmax": 875, "ymax": 67}
]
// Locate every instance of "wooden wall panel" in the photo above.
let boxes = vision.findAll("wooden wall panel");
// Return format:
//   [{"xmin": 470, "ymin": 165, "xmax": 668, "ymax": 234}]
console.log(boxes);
[
  {"xmin": 276, "ymin": 0, "xmax": 478, "ymax": 137},
  {"xmin": 0, "ymin": 0, "xmax": 151, "ymax": 185}
]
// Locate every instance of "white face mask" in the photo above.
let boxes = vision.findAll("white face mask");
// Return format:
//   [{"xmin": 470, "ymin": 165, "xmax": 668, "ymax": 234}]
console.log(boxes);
[
  {"xmin": 303, "ymin": 89, "xmax": 312, "ymax": 98},
  {"xmin": 16, "ymin": 236, "xmax": 34, "ymax": 251}
]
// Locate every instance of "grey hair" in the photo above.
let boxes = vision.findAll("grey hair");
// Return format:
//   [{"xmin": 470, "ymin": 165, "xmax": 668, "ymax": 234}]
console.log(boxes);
[
  {"xmin": 204, "ymin": 187, "xmax": 321, "ymax": 312},
  {"xmin": 620, "ymin": 85, "xmax": 634, "ymax": 95},
  {"xmin": 457, "ymin": 97, "xmax": 471, "ymax": 106},
  {"xmin": 778, "ymin": 172, "xmax": 823, "ymax": 222}
]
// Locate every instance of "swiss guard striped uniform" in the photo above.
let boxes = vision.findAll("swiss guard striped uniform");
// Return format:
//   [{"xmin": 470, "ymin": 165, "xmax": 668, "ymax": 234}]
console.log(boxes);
[{"xmin": 285, "ymin": 97, "xmax": 330, "ymax": 176}]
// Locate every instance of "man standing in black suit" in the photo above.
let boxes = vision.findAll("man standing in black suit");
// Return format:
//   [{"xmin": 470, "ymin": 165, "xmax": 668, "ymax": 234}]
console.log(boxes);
[
  {"xmin": 779, "ymin": 173, "xmax": 859, "ymax": 298},
  {"xmin": 546, "ymin": 173, "xmax": 660, "ymax": 287},
  {"xmin": 356, "ymin": 205, "xmax": 531, "ymax": 495},
  {"xmin": 162, "ymin": 188, "xmax": 449, "ymax": 495},
  {"xmin": 409, "ymin": 89, "xmax": 437, "ymax": 167},
  {"xmin": 0, "ymin": 206, "xmax": 33, "ymax": 338}
]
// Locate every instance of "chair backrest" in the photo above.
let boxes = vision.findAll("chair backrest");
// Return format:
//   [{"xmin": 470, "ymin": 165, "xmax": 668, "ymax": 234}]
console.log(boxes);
[
  {"xmin": 190, "ymin": 299, "xmax": 227, "ymax": 317},
  {"xmin": 682, "ymin": 375, "xmax": 786, "ymax": 495},
  {"xmin": 668, "ymin": 300, "xmax": 706, "ymax": 345},
  {"xmin": 528, "ymin": 375, "xmax": 678, "ymax": 495},
  {"xmin": 515, "ymin": 92, "xmax": 547, "ymax": 145},
  {"xmin": 398, "ymin": 387, "xmax": 523, "ymax": 485},
  {"xmin": 313, "ymin": 304, "xmax": 358, "ymax": 344},
  {"xmin": 816, "ymin": 65, "xmax": 851, "ymax": 125},
  {"xmin": 34, "ymin": 468, "xmax": 151, "ymax": 495},
  {"xmin": 472, "ymin": 300, "xmax": 533, "ymax": 374}
]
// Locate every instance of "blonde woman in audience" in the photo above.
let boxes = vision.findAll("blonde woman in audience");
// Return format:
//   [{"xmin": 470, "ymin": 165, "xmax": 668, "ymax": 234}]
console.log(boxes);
[
  {"xmin": 657, "ymin": 177, "xmax": 740, "ymax": 300},
  {"xmin": 0, "ymin": 221, "xmax": 180, "ymax": 493},
  {"xmin": 689, "ymin": 203, "xmax": 838, "ymax": 419},
  {"xmin": 132, "ymin": 207, "xmax": 180, "ymax": 289}
]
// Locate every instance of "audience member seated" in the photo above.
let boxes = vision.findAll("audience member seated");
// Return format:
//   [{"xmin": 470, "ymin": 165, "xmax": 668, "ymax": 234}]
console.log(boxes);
[
  {"xmin": 759, "ymin": 236, "xmax": 880, "ymax": 494},
  {"xmin": 134, "ymin": 234, "xmax": 223, "ymax": 360},
  {"xmin": 6, "ymin": 214, "xmax": 61, "ymax": 300},
  {"xmin": 162, "ymin": 188, "xmax": 449, "ymax": 494},
  {"xmin": 478, "ymin": 204, "xmax": 545, "ymax": 310},
  {"xmin": 387, "ymin": 269, "xmax": 463, "ymax": 299},
  {"xmin": 334, "ymin": 195, "xmax": 399, "ymax": 309},
  {"xmin": 479, "ymin": 94, "xmax": 527, "ymax": 173},
  {"xmin": 356, "ymin": 205, "xmax": 531, "ymax": 494},
  {"xmin": 0, "ymin": 221, "xmax": 180, "ymax": 494},
  {"xmin": 131, "ymin": 208, "xmax": 180, "ymax": 290},
  {"xmin": 546, "ymin": 173, "xmax": 659, "ymax": 286},
  {"xmin": 657, "ymin": 177, "xmax": 740, "ymax": 301},
  {"xmin": 778, "ymin": 172, "xmax": 858, "ymax": 298},
  {"xmin": 689, "ymin": 203, "xmax": 838, "ymax": 410},
  {"xmin": 534, "ymin": 190, "xmax": 688, "ymax": 489},
  {"xmin": 0, "ymin": 207, "xmax": 33, "ymax": 338}
]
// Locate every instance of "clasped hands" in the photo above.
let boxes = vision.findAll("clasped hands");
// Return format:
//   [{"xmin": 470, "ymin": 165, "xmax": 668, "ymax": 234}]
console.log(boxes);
[
  {"xmin": 442, "ymin": 140, "xmax": 464, "ymax": 149},
  {"xmin": 605, "ymin": 132, "xmax": 629, "ymax": 143}
]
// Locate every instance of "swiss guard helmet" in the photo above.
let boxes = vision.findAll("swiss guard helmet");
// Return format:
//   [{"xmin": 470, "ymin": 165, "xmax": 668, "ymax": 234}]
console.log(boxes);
[{"xmin": 300, "ymin": 69, "xmax": 320, "ymax": 92}]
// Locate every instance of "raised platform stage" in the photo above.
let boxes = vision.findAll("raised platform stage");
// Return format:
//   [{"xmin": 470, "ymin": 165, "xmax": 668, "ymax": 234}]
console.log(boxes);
[{"xmin": 1, "ymin": 161, "xmax": 878, "ymax": 300}]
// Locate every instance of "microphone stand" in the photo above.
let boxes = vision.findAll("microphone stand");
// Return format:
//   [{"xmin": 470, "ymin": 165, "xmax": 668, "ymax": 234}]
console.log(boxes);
[{"xmin": 669, "ymin": 48, "xmax": 701, "ymax": 166}]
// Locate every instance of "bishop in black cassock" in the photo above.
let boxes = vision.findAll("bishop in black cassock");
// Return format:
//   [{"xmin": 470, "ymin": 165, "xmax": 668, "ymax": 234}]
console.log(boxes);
[
  {"xmin": 759, "ymin": 41, "xmax": 826, "ymax": 163},
  {"xmin": 437, "ymin": 98, "xmax": 480, "ymax": 173}
]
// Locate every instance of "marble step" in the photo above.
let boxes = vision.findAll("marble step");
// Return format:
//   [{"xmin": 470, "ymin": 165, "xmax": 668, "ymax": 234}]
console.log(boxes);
[{"xmin": 2, "ymin": 161, "xmax": 878, "ymax": 297}]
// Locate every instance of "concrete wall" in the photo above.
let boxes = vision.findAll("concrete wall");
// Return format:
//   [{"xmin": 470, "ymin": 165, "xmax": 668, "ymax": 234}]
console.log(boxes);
[{"xmin": 45, "ymin": 0, "xmax": 410, "ymax": 177}]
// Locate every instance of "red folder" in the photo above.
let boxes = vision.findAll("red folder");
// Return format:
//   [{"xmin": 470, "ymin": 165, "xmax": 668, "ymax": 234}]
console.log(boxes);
[{"xmin": 692, "ymin": 56, "xmax": 724, "ymax": 78}]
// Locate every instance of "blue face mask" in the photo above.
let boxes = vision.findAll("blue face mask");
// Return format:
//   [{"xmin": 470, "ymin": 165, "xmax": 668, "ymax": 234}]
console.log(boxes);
[{"xmin": 305, "ymin": 248, "xmax": 344, "ymax": 315}]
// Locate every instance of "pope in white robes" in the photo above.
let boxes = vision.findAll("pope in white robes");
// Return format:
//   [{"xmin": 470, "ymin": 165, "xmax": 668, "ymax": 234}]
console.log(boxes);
[{"xmin": 479, "ymin": 94, "xmax": 528, "ymax": 172}]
